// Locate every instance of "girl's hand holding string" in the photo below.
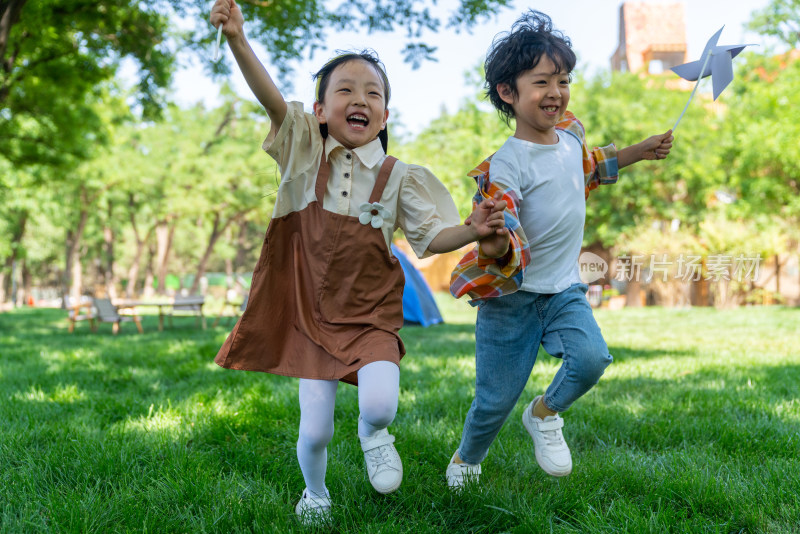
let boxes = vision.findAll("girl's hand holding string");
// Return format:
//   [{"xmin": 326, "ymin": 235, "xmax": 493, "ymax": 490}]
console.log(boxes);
[
  {"xmin": 209, "ymin": 0, "xmax": 287, "ymax": 128},
  {"xmin": 210, "ymin": 0, "xmax": 244, "ymax": 41}
]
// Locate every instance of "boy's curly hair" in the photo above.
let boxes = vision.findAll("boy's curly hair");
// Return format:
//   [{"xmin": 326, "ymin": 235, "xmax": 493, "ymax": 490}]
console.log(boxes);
[{"xmin": 485, "ymin": 10, "xmax": 576, "ymax": 125}]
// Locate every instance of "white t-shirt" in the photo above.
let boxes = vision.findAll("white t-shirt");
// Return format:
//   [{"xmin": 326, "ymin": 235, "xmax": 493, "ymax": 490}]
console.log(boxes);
[{"xmin": 489, "ymin": 131, "xmax": 586, "ymax": 293}]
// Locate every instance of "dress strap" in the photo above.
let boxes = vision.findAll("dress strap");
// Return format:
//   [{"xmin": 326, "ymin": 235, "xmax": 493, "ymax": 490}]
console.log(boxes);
[
  {"xmin": 368, "ymin": 156, "xmax": 398, "ymax": 204},
  {"xmin": 314, "ymin": 145, "xmax": 330, "ymax": 203}
]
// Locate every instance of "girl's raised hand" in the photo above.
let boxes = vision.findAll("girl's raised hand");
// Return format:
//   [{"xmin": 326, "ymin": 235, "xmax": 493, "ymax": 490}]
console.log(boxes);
[{"xmin": 210, "ymin": 0, "xmax": 244, "ymax": 40}]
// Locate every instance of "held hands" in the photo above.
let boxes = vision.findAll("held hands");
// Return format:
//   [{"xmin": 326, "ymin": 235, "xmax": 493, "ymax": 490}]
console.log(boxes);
[
  {"xmin": 427, "ymin": 191, "xmax": 508, "ymax": 255},
  {"xmin": 210, "ymin": 0, "xmax": 244, "ymax": 40},
  {"xmin": 468, "ymin": 191, "xmax": 511, "ymax": 259}
]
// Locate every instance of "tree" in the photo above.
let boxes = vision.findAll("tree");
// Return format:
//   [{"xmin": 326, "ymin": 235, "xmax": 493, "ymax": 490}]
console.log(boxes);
[
  {"xmin": 205, "ymin": 0, "xmax": 514, "ymax": 80},
  {"xmin": 1, "ymin": 0, "xmax": 513, "ymax": 170},
  {"xmin": 720, "ymin": 49, "xmax": 800, "ymax": 298},
  {"xmin": 748, "ymin": 0, "xmax": 800, "ymax": 48},
  {"xmin": 0, "ymin": 0, "xmax": 177, "ymax": 168}
]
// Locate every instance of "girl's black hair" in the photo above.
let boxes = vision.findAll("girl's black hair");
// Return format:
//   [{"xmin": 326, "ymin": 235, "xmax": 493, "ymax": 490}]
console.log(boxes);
[
  {"xmin": 484, "ymin": 10, "xmax": 577, "ymax": 126},
  {"xmin": 313, "ymin": 50, "xmax": 391, "ymax": 153}
]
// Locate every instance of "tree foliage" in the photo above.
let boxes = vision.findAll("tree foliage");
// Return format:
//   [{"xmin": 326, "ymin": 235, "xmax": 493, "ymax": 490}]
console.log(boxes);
[
  {"xmin": 2, "ymin": 2, "xmax": 799, "ymax": 305},
  {"xmin": 747, "ymin": 0, "xmax": 800, "ymax": 48},
  {"xmin": 0, "ymin": 0, "xmax": 513, "ymax": 169},
  {"xmin": 0, "ymin": 0, "xmax": 179, "ymax": 168}
]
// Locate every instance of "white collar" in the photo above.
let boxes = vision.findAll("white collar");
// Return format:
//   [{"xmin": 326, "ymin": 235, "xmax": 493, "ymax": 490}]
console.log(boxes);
[{"xmin": 324, "ymin": 135, "xmax": 385, "ymax": 169}]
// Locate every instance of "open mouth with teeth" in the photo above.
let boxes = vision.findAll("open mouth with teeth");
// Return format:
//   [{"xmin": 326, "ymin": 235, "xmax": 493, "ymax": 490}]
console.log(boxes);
[
  {"xmin": 541, "ymin": 105, "xmax": 560, "ymax": 114},
  {"xmin": 347, "ymin": 113, "xmax": 369, "ymax": 129}
]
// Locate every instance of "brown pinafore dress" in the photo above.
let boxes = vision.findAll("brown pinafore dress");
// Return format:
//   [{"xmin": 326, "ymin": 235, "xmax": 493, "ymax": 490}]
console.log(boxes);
[{"xmin": 214, "ymin": 148, "xmax": 406, "ymax": 385}]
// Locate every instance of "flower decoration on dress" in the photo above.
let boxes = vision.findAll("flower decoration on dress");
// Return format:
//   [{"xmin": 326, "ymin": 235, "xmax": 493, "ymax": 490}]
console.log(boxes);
[{"xmin": 359, "ymin": 202, "xmax": 391, "ymax": 228}]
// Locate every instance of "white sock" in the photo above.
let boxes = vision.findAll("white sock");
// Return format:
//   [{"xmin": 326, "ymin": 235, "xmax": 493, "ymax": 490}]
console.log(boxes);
[
  {"xmin": 297, "ymin": 378, "xmax": 337, "ymax": 497},
  {"xmin": 357, "ymin": 361, "xmax": 399, "ymax": 438}
]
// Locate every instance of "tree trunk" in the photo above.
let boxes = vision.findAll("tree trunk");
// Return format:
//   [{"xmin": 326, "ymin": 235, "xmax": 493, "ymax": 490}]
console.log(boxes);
[
  {"xmin": 21, "ymin": 257, "xmax": 31, "ymax": 306},
  {"xmin": 125, "ymin": 225, "xmax": 153, "ymax": 299},
  {"xmin": 224, "ymin": 224, "xmax": 234, "ymax": 289},
  {"xmin": 625, "ymin": 280, "xmax": 643, "ymax": 307},
  {"xmin": 189, "ymin": 212, "xmax": 233, "ymax": 295},
  {"xmin": 143, "ymin": 241, "xmax": 156, "ymax": 298},
  {"xmin": 65, "ymin": 208, "xmax": 89, "ymax": 302},
  {"xmin": 0, "ymin": 209, "xmax": 26, "ymax": 303},
  {"xmin": 0, "ymin": 0, "xmax": 28, "ymax": 103},
  {"xmin": 103, "ymin": 200, "xmax": 117, "ymax": 299},
  {"xmin": 234, "ymin": 217, "xmax": 251, "ymax": 274},
  {"xmin": 155, "ymin": 220, "xmax": 174, "ymax": 295}
]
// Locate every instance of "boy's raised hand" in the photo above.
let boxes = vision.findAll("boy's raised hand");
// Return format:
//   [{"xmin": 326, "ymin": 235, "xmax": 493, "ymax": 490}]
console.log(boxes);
[
  {"xmin": 210, "ymin": 0, "xmax": 244, "ymax": 40},
  {"xmin": 639, "ymin": 129, "xmax": 674, "ymax": 161},
  {"xmin": 618, "ymin": 129, "xmax": 675, "ymax": 169}
]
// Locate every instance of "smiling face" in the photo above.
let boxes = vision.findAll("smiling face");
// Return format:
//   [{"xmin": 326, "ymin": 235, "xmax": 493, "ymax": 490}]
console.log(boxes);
[
  {"xmin": 313, "ymin": 59, "xmax": 389, "ymax": 150},
  {"xmin": 498, "ymin": 56, "xmax": 570, "ymax": 145}
]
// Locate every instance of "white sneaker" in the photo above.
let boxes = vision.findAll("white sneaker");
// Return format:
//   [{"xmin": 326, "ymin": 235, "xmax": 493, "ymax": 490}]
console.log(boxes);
[
  {"xmin": 522, "ymin": 396, "xmax": 572, "ymax": 477},
  {"xmin": 445, "ymin": 452, "xmax": 481, "ymax": 489},
  {"xmin": 359, "ymin": 427, "xmax": 403, "ymax": 494},
  {"xmin": 294, "ymin": 488, "xmax": 331, "ymax": 525}
]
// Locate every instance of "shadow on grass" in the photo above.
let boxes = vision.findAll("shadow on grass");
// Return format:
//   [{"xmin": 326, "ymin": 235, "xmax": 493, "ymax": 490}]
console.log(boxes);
[{"xmin": 2, "ymin": 308, "xmax": 799, "ymax": 532}]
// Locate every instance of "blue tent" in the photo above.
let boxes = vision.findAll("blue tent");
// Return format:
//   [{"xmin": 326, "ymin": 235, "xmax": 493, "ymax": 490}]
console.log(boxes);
[{"xmin": 391, "ymin": 244, "xmax": 444, "ymax": 327}]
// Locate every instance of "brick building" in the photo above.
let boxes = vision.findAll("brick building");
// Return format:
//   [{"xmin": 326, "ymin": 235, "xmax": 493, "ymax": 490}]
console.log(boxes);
[{"xmin": 610, "ymin": 2, "xmax": 688, "ymax": 74}]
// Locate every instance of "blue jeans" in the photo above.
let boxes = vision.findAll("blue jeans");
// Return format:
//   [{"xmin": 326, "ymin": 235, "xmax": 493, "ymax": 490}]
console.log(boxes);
[{"xmin": 457, "ymin": 284, "xmax": 612, "ymax": 465}]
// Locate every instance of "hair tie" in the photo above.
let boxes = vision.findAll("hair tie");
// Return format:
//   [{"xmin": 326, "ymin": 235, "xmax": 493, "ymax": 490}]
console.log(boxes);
[{"xmin": 315, "ymin": 54, "xmax": 350, "ymax": 101}]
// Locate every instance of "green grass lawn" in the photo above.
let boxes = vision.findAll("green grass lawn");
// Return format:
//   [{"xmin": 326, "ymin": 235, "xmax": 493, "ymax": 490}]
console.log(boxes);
[{"xmin": 1, "ymin": 300, "xmax": 799, "ymax": 533}]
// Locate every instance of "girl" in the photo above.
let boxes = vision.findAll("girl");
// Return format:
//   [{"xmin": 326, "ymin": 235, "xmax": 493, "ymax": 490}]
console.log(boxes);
[{"xmin": 209, "ymin": 0, "xmax": 507, "ymax": 523}]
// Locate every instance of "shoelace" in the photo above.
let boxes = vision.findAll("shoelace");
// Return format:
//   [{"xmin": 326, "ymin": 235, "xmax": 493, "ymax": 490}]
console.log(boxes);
[
  {"xmin": 366, "ymin": 445, "xmax": 393, "ymax": 470},
  {"xmin": 541, "ymin": 427, "xmax": 565, "ymax": 448},
  {"xmin": 456, "ymin": 464, "xmax": 478, "ymax": 477}
]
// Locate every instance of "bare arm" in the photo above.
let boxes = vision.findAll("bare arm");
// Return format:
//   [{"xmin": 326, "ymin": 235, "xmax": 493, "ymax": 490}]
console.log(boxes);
[
  {"xmin": 210, "ymin": 0, "xmax": 287, "ymax": 133},
  {"xmin": 428, "ymin": 194, "xmax": 507, "ymax": 255},
  {"xmin": 617, "ymin": 129, "xmax": 674, "ymax": 169},
  {"xmin": 428, "ymin": 225, "xmax": 483, "ymax": 255}
]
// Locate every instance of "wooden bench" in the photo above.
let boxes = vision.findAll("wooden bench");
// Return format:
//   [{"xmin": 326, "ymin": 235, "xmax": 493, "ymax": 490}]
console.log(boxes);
[
  {"xmin": 167, "ymin": 295, "xmax": 206, "ymax": 329},
  {"xmin": 66, "ymin": 297, "xmax": 95, "ymax": 333}
]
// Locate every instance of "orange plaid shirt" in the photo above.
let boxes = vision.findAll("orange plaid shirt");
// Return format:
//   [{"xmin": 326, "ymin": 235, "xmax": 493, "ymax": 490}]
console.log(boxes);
[{"xmin": 450, "ymin": 111, "xmax": 619, "ymax": 303}]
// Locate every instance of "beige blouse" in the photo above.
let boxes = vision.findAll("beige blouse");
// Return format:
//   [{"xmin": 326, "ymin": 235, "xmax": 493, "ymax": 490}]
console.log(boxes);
[{"xmin": 263, "ymin": 102, "xmax": 460, "ymax": 258}]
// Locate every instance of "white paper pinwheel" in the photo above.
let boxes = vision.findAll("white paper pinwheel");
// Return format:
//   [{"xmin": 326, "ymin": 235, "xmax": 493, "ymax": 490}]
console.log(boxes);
[
  {"xmin": 359, "ymin": 202, "xmax": 391, "ymax": 228},
  {"xmin": 670, "ymin": 26, "xmax": 753, "ymax": 130},
  {"xmin": 671, "ymin": 26, "xmax": 752, "ymax": 100}
]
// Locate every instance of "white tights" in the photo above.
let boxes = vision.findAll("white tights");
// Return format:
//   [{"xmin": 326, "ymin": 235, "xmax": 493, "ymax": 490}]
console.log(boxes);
[{"xmin": 296, "ymin": 360, "xmax": 399, "ymax": 498}]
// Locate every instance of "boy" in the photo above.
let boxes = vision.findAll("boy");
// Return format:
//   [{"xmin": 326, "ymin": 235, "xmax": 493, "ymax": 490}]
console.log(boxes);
[{"xmin": 446, "ymin": 10, "xmax": 673, "ymax": 486}]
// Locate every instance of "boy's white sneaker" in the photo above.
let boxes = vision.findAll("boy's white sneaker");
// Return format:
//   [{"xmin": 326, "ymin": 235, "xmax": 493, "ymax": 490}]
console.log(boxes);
[
  {"xmin": 294, "ymin": 488, "xmax": 331, "ymax": 525},
  {"xmin": 359, "ymin": 427, "xmax": 403, "ymax": 494},
  {"xmin": 522, "ymin": 396, "xmax": 572, "ymax": 477},
  {"xmin": 445, "ymin": 452, "xmax": 481, "ymax": 489}
]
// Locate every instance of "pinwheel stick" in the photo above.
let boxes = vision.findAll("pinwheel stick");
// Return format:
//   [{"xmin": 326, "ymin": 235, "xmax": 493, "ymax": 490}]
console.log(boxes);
[
  {"xmin": 213, "ymin": 25, "xmax": 223, "ymax": 61},
  {"xmin": 672, "ymin": 49, "xmax": 713, "ymax": 131}
]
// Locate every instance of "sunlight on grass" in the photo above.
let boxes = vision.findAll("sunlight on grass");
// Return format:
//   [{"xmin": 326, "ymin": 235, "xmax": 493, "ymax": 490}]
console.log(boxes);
[
  {"xmin": 606, "ymin": 396, "xmax": 647, "ymax": 416},
  {"xmin": 12, "ymin": 385, "xmax": 48, "ymax": 403},
  {"xmin": 122, "ymin": 405, "xmax": 187, "ymax": 435},
  {"xmin": 42, "ymin": 347, "xmax": 101, "ymax": 373},
  {"xmin": 12, "ymin": 383, "xmax": 87, "ymax": 404},
  {"xmin": 2, "ymin": 306, "xmax": 799, "ymax": 532},
  {"xmin": 51, "ymin": 384, "xmax": 87, "ymax": 404}
]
